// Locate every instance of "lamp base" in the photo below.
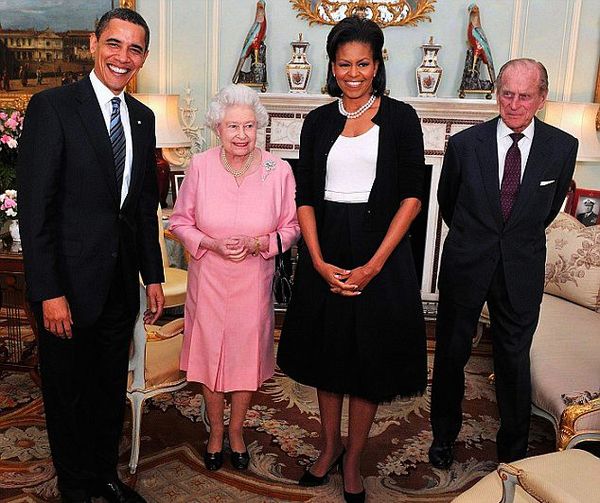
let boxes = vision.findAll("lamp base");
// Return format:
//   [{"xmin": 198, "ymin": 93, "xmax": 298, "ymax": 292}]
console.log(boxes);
[{"xmin": 155, "ymin": 149, "xmax": 170, "ymax": 208}]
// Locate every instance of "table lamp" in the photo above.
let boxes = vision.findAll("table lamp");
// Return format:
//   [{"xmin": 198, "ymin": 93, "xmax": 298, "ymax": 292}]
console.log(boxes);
[
  {"xmin": 134, "ymin": 94, "xmax": 191, "ymax": 207},
  {"xmin": 544, "ymin": 102, "xmax": 600, "ymax": 162}
]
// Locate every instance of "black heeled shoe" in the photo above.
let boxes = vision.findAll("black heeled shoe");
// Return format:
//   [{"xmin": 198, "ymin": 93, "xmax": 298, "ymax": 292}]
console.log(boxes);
[
  {"xmin": 230, "ymin": 450, "xmax": 250, "ymax": 470},
  {"xmin": 340, "ymin": 452, "xmax": 366, "ymax": 503},
  {"xmin": 298, "ymin": 448, "xmax": 345, "ymax": 487},
  {"xmin": 204, "ymin": 451, "xmax": 223, "ymax": 471}
]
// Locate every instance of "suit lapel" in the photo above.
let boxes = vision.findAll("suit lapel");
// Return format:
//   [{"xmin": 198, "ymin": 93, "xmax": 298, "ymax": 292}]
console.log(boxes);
[
  {"xmin": 122, "ymin": 94, "xmax": 146, "ymax": 209},
  {"xmin": 506, "ymin": 117, "xmax": 552, "ymax": 227},
  {"xmin": 75, "ymin": 77, "xmax": 120, "ymax": 207},
  {"xmin": 475, "ymin": 118, "xmax": 504, "ymax": 229}
]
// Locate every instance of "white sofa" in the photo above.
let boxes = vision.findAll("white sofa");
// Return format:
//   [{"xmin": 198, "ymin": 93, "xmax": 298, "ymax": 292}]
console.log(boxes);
[{"xmin": 481, "ymin": 212, "xmax": 600, "ymax": 449}]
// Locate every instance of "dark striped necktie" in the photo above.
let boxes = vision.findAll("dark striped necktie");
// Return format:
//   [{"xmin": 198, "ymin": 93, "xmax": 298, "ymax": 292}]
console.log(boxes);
[
  {"xmin": 109, "ymin": 97, "xmax": 126, "ymax": 195},
  {"xmin": 500, "ymin": 132, "xmax": 524, "ymax": 222}
]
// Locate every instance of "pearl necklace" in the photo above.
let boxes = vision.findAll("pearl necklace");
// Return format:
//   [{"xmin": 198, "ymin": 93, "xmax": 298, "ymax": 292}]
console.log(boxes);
[
  {"xmin": 220, "ymin": 148, "xmax": 255, "ymax": 178},
  {"xmin": 338, "ymin": 94, "xmax": 376, "ymax": 119}
]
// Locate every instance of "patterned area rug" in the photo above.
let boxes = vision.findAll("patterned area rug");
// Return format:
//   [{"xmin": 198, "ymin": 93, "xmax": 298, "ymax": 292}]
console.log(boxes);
[{"xmin": 0, "ymin": 334, "xmax": 561, "ymax": 502}]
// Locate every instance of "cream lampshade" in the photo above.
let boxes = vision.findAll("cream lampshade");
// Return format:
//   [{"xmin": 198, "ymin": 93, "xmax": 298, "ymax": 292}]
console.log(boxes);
[
  {"xmin": 133, "ymin": 94, "xmax": 191, "ymax": 206},
  {"xmin": 544, "ymin": 102, "xmax": 600, "ymax": 162},
  {"xmin": 133, "ymin": 94, "xmax": 191, "ymax": 148}
]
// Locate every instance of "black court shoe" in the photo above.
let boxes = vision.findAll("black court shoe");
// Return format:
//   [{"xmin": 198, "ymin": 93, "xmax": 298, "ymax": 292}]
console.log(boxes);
[
  {"xmin": 340, "ymin": 452, "xmax": 365, "ymax": 503},
  {"xmin": 204, "ymin": 450, "xmax": 224, "ymax": 471},
  {"xmin": 231, "ymin": 450, "xmax": 250, "ymax": 470},
  {"xmin": 299, "ymin": 449, "xmax": 345, "ymax": 487}
]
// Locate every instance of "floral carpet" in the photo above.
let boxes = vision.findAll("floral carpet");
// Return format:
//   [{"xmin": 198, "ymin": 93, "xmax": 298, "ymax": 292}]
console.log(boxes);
[{"xmin": 0, "ymin": 336, "xmax": 560, "ymax": 503}]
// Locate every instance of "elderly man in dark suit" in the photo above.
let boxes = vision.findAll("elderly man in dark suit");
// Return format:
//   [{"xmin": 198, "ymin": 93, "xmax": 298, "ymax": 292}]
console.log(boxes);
[
  {"xmin": 18, "ymin": 8, "xmax": 164, "ymax": 503},
  {"xmin": 428, "ymin": 58, "xmax": 577, "ymax": 468}
]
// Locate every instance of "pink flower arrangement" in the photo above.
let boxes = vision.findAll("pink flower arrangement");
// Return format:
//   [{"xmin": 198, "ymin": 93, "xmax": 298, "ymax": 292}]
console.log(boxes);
[
  {"xmin": 0, "ymin": 109, "xmax": 24, "ymax": 194},
  {"xmin": 0, "ymin": 189, "xmax": 17, "ymax": 219}
]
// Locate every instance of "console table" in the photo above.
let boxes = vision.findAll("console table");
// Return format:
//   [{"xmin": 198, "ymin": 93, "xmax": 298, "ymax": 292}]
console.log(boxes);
[{"xmin": 0, "ymin": 248, "xmax": 39, "ymax": 381}]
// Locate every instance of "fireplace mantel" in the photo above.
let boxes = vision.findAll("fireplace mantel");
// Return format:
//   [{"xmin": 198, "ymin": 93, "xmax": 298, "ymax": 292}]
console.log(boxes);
[{"xmin": 258, "ymin": 93, "xmax": 498, "ymax": 307}]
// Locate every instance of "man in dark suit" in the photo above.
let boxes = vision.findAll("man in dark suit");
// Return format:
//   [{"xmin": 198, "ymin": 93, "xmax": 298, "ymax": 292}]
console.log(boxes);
[
  {"xmin": 576, "ymin": 199, "xmax": 598, "ymax": 226},
  {"xmin": 428, "ymin": 59, "xmax": 577, "ymax": 468},
  {"xmin": 18, "ymin": 8, "xmax": 164, "ymax": 503}
]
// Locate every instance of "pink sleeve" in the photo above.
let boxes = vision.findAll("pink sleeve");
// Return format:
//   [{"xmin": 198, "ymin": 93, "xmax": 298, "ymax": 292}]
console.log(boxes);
[
  {"xmin": 168, "ymin": 155, "xmax": 209, "ymax": 260},
  {"xmin": 260, "ymin": 160, "xmax": 301, "ymax": 259}
]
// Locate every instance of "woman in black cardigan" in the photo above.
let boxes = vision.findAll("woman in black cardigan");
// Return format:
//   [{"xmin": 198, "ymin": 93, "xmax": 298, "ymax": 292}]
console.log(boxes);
[{"xmin": 277, "ymin": 16, "xmax": 427, "ymax": 503}]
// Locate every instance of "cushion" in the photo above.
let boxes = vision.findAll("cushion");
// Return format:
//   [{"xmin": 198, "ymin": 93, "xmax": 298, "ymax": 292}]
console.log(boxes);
[{"xmin": 544, "ymin": 212, "xmax": 600, "ymax": 311}]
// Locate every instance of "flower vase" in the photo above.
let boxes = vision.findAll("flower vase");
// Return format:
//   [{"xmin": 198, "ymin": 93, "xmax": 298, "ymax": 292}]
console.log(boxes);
[
  {"xmin": 9, "ymin": 219, "xmax": 21, "ymax": 252},
  {"xmin": 286, "ymin": 33, "xmax": 312, "ymax": 93},
  {"xmin": 416, "ymin": 36, "xmax": 443, "ymax": 97}
]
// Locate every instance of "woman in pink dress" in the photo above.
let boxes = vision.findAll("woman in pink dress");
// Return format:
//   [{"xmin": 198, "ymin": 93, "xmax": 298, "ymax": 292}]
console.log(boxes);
[{"xmin": 169, "ymin": 84, "xmax": 299, "ymax": 472}]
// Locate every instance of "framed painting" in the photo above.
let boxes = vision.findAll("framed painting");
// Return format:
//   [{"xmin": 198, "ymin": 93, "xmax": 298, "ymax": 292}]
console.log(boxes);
[
  {"xmin": 0, "ymin": 0, "xmax": 136, "ymax": 111},
  {"xmin": 169, "ymin": 169, "xmax": 186, "ymax": 206},
  {"xmin": 570, "ymin": 188, "xmax": 600, "ymax": 227}
]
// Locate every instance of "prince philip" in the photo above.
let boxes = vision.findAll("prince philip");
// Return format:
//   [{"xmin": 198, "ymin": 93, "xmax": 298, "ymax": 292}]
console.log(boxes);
[
  {"xmin": 18, "ymin": 8, "xmax": 164, "ymax": 503},
  {"xmin": 429, "ymin": 59, "xmax": 577, "ymax": 468}
]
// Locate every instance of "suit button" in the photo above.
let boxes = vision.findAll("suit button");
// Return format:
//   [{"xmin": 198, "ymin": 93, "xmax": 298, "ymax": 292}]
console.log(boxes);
[
  {"xmin": 111, "ymin": 252, "xmax": 118, "ymax": 258},
  {"xmin": 118, "ymin": 214, "xmax": 124, "ymax": 221}
]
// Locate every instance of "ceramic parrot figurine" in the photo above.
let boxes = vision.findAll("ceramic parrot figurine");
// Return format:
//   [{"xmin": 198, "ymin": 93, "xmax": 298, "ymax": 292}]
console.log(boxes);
[
  {"xmin": 467, "ymin": 3, "xmax": 496, "ymax": 83},
  {"xmin": 232, "ymin": 0, "xmax": 267, "ymax": 84}
]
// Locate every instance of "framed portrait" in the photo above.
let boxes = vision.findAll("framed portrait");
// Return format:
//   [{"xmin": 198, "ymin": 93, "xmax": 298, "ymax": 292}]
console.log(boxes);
[
  {"xmin": 170, "ymin": 169, "xmax": 186, "ymax": 205},
  {"xmin": 0, "ymin": 0, "xmax": 136, "ymax": 112},
  {"xmin": 570, "ymin": 188, "xmax": 600, "ymax": 227}
]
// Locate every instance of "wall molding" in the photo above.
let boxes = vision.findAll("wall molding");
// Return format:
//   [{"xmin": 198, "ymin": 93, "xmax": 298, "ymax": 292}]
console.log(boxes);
[
  {"xmin": 562, "ymin": 0, "xmax": 582, "ymax": 101},
  {"xmin": 509, "ymin": 0, "xmax": 524, "ymax": 60}
]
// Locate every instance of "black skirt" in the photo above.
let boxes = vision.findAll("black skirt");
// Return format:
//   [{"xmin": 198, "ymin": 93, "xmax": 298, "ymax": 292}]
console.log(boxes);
[{"xmin": 277, "ymin": 201, "xmax": 427, "ymax": 403}]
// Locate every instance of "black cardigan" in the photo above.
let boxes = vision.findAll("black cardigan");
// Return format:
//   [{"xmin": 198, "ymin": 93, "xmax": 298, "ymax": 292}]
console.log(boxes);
[{"xmin": 295, "ymin": 95, "xmax": 425, "ymax": 232}]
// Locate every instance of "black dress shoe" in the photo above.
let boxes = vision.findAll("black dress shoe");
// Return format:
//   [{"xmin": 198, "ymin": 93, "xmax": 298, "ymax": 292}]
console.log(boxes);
[
  {"xmin": 204, "ymin": 450, "xmax": 224, "ymax": 471},
  {"xmin": 298, "ymin": 449, "xmax": 345, "ymax": 487},
  {"xmin": 428, "ymin": 440, "xmax": 454, "ymax": 469},
  {"xmin": 340, "ymin": 451, "xmax": 365, "ymax": 503},
  {"xmin": 343, "ymin": 489, "xmax": 366, "ymax": 503},
  {"xmin": 61, "ymin": 496, "xmax": 91, "ymax": 503},
  {"xmin": 93, "ymin": 480, "xmax": 146, "ymax": 503},
  {"xmin": 230, "ymin": 450, "xmax": 250, "ymax": 470}
]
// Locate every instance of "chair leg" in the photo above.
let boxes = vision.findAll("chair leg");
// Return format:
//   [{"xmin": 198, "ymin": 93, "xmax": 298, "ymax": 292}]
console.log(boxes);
[{"xmin": 128, "ymin": 392, "xmax": 145, "ymax": 474}]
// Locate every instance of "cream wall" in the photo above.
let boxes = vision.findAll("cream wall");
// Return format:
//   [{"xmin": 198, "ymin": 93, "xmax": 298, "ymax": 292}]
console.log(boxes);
[{"xmin": 135, "ymin": 0, "xmax": 600, "ymax": 187}]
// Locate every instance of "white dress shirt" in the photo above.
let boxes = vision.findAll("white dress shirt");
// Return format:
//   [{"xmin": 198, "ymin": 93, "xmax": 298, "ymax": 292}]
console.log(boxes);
[
  {"xmin": 89, "ymin": 70, "xmax": 133, "ymax": 207},
  {"xmin": 497, "ymin": 118, "xmax": 534, "ymax": 184}
]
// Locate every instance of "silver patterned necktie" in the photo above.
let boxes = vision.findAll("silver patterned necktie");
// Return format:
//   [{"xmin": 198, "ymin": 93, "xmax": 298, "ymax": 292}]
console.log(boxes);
[
  {"xmin": 500, "ymin": 132, "xmax": 524, "ymax": 222},
  {"xmin": 109, "ymin": 97, "xmax": 126, "ymax": 194}
]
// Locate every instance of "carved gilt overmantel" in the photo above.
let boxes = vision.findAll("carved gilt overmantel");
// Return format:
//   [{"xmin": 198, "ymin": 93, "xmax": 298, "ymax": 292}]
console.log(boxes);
[{"xmin": 257, "ymin": 93, "xmax": 498, "ymax": 306}]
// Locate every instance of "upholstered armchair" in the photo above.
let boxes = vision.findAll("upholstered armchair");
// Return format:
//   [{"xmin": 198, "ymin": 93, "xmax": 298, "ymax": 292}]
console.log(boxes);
[
  {"xmin": 126, "ymin": 286, "xmax": 187, "ymax": 474},
  {"xmin": 452, "ymin": 449, "xmax": 600, "ymax": 502},
  {"xmin": 126, "ymin": 207, "xmax": 189, "ymax": 473}
]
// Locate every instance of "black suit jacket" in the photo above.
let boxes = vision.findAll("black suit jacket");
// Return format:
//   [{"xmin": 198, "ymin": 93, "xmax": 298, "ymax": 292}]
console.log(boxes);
[
  {"xmin": 18, "ymin": 77, "xmax": 164, "ymax": 326},
  {"xmin": 437, "ymin": 116, "xmax": 577, "ymax": 313}
]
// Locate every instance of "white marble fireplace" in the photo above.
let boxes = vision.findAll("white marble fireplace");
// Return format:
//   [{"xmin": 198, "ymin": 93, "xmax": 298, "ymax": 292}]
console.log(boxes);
[{"xmin": 258, "ymin": 94, "xmax": 498, "ymax": 311}]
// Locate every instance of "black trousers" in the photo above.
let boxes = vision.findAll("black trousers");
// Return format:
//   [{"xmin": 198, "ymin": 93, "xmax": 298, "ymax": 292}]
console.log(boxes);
[
  {"xmin": 34, "ymin": 263, "xmax": 137, "ymax": 500},
  {"xmin": 430, "ymin": 262, "xmax": 540, "ymax": 462}
]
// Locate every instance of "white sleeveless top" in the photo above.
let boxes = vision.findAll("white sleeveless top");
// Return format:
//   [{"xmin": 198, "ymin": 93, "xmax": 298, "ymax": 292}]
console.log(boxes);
[{"xmin": 324, "ymin": 125, "xmax": 379, "ymax": 203}]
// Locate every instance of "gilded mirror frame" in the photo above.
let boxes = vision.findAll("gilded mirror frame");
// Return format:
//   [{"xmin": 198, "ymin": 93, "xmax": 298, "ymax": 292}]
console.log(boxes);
[
  {"xmin": 0, "ymin": 0, "xmax": 136, "ymax": 111},
  {"xmin": 289, "ymin": 0, "xmax": 436, "ymax": 28}
]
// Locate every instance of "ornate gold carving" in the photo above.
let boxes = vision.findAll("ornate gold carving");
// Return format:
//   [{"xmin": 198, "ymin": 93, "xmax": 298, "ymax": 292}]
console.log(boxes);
[
  {"xmin": 0, "ymin": 95, "xmax": 31, "ymax": 111},
  {"xmin": 558, "ymin": 397, "xmax": 600, "ymax": 450},
  {"xmin": 289, "ymin": 0, "xmax": 436, "ymax": 28}
]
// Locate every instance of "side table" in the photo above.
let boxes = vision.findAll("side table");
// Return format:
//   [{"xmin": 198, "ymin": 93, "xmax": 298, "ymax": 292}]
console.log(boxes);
[{"xmin": 0, "ymin": 248, "xmax": 40, "ymax": 384}]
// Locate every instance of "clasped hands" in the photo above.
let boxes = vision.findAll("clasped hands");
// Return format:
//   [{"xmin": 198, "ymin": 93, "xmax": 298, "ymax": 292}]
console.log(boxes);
[
  {"xmin": 316, "ymin": 261, "xmax": 379, "ymax": 297},
  {"xmin": 205, "ymin": 235, "xmax": 260, "ymax": 262}
]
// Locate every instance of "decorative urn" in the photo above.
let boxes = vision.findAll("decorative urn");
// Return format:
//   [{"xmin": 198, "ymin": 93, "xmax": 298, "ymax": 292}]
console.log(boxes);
[
  {"xmin": 286, "ymin": 33, "xmax": 312, "ymax": 93},
  {"xmin": 416, "ymin": 36, "xmax": 443, "ymax": 97}
]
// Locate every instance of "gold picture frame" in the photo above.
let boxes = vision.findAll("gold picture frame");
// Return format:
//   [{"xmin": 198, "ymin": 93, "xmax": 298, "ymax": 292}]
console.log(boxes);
[
  {"xmin": 0, "ymin": 0, "xmax": 136, "ymax": 112},
  {"xmin": 289, "ymin": 0, "xmax": 436, "ymax": 28}
]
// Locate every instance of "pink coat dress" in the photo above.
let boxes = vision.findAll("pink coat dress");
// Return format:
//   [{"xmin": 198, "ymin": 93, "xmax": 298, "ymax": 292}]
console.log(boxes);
[{"xmin": 169, "ymin": 148, "xmax": 300, "ymax": 392}]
